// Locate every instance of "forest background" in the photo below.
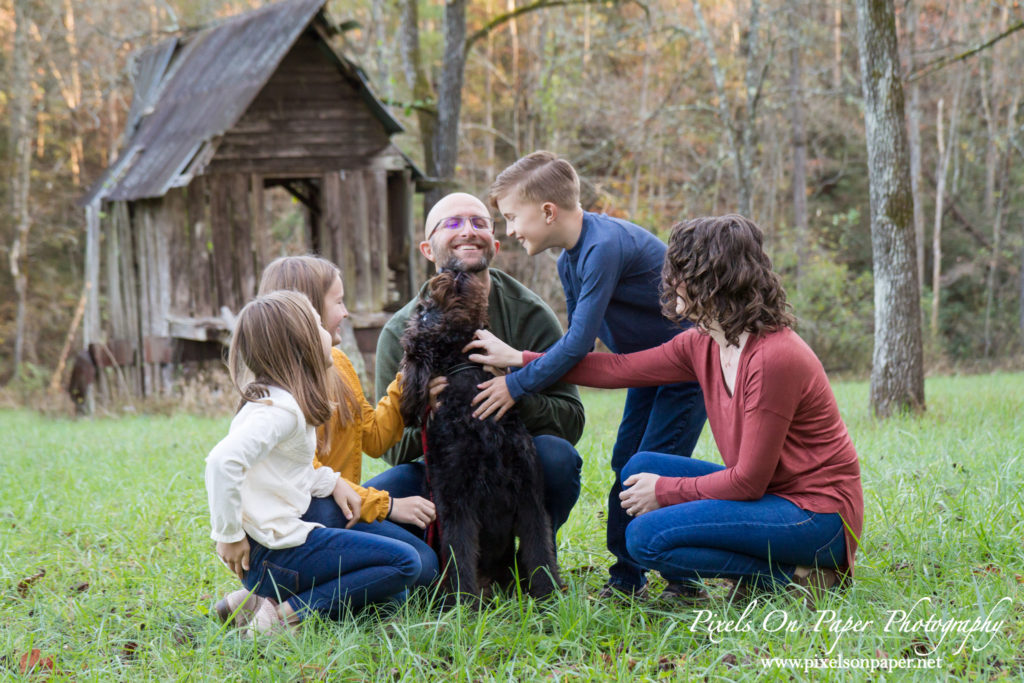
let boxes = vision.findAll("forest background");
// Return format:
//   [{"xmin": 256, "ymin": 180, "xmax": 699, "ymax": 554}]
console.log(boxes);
[{"xmin": 2, "ymin": 0, "xmax": 1023, "ymax": 395}]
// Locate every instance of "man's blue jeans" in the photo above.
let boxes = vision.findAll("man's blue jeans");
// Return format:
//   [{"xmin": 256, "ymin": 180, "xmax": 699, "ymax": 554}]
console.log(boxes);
[
  {"xmin": 607, "ymin": 381, "xmax": 706, "ymax": 590},
  {"xmin": 242, "ymin": 497, "xmax": 427, "ymax": 621},
  {"xmin": 363, "ymin": 434, "xmax": 582, "ymax": 543},
  {"xmin": 621, "ymin": 453, "xmax": 847, "ymax": 588}
]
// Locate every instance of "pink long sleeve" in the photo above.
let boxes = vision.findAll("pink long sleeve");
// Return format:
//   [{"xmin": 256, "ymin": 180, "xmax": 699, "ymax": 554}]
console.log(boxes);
[{"xmin": 521, "ymin": 330, "xmax": 698, "ymax": 388}]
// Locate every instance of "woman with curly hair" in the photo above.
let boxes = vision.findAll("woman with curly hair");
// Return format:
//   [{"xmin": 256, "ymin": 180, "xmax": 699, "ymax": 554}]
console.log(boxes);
[{"xmin": 466, "ymin": 215, "xmax": 863, "ymax": 596}]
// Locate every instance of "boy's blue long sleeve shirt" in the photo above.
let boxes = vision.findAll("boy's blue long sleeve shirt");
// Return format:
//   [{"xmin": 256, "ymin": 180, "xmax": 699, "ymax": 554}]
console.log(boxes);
[{"xmin": 505, "ymin": 212, "xmax": 688, "ymax": 400}]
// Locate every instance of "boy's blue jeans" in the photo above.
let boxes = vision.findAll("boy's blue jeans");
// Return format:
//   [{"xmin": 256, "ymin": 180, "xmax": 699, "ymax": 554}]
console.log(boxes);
[
  {"xmin": 607, "ymin": 382, "xmax": 706, "ymax": 590},
  {"xmin": 621, "ymin": 453, "xmax": 846, "ymax": 588},
  {"xmin": 363, "ymin": 434, "xmax": 582, "ymax": 544},
  {"xmin": 242, "ymin": 498, "xmax": 427, "ymax": 621}
]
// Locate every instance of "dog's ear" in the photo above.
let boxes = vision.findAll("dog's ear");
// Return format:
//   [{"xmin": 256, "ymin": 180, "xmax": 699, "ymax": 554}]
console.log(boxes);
[
  {"xmin": 399, "ymin": 355, "xmax": 433, "ymax": 427},
  {"xmin": 398, "ymin": 300, "xmax": 437, "ymax": 426}
]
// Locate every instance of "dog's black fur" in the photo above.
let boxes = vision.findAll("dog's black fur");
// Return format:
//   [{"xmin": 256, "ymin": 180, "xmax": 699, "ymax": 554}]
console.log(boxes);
[{"xmin": 399, "ymin": 269, "xmax": 562, "ymax": 602}]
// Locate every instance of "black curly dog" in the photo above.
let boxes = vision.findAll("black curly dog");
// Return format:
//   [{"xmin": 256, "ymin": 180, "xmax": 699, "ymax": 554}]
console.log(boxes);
[{"xmin": 399, "ymin": 269, "xmax": 562, "ymax": 603}]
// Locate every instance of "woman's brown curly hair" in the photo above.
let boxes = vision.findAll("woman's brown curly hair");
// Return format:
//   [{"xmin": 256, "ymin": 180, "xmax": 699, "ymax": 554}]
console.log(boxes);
[{"xmin": 660, "ymin": 215, "xmax": 795, "ymax": 346}]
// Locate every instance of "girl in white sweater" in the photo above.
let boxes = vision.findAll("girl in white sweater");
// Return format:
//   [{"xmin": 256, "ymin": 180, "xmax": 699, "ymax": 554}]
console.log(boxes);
[{"xmin": 206, "ymin": 291, "xmax": 422, "ymax": 633}]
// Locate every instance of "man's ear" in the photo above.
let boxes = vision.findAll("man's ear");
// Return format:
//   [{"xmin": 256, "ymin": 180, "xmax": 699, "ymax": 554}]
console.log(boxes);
[
  {"xmin": 419, "ymin": 240, "xmax": 435, "ymax": 262},
  {"xmin": 542, "ymin": 202, "xmax": 558, "ymax": 224},
  {"xmin": 493, "ymin": 239, "xmax": 501, "ymax": 254}
]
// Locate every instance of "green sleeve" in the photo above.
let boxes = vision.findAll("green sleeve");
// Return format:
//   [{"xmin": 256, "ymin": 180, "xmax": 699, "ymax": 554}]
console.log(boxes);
[
  {"xmin": 375, "ymin": 313, "xmax": 425, "ymax": 466},
  {"xmin": 509, "ymin": 296, "xmax": 586, "ymax": 446}
]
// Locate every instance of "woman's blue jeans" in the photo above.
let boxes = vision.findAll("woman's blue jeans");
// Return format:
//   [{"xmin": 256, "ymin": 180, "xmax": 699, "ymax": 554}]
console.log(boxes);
[
  {"xmin": 242, "ymin": 497, "xmax": 428, "ymax": 621},
  {"xmin": 608, "ymin": 382, "xmax": 706, "ymax": 590},
  {"xmin": 621, "ymin": 453, "xmax": 846, "ymax": 588}
]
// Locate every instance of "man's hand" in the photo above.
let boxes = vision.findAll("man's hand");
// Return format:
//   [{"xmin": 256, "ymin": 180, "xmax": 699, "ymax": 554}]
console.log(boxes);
[
  {"xmin": 428, "ymin": 376, "xmax": 448, "ymax": 411},
  {"xmin": 471, "ymin": 375, "xmax": 516, "ymax": 421},
  {"xmin": 388, "ymin": 496, "xmax": 436, "ymax": 529},
  {"xmin": 216, "ymin": 538, "xmax": 251, "ymax": 580},
  {"xmin": 620, "ymin": 472, "xmax": 662, "ymax": 517},
  {"xmin": 463, "ymin": 329, "xmax": 524, "ymax": 369},
  {"xmin": 332, "ymin": 478, "xmax": 362, "ymax": 528}
]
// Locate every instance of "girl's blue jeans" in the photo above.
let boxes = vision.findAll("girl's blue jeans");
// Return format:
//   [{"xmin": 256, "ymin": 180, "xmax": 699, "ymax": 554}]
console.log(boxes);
[
  {"xmin": 242, "ymin": 496, "xmax": 432, "ymax": 621},
  {"xmin": 621, "ymin": 452, "xmax": 847, "ymax": 589}
]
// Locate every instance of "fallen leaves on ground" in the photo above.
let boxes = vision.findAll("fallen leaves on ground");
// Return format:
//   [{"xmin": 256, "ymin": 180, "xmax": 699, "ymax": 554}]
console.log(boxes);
[
  {"xmin": 18, "ymin": 649, "xmax": 54, "ymax": 675},
  {"xmin": 16, "ymin": 569, "xmax": 46, "ymax": 597}
]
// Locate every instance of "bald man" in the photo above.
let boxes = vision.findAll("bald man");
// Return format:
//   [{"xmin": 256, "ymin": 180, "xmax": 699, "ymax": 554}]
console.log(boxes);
[{"xmin": 366, "ymin": 192, "xmax": 585, "ymax": 542}]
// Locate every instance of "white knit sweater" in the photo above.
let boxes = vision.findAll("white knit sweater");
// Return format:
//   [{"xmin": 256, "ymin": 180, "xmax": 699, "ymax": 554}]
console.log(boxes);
[{"xmin": 205, "ymin": 386, "xmax": 340, "ymax": 549}]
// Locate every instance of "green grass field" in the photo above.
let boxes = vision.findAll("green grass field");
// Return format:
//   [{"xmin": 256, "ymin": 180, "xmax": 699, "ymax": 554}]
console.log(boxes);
[{"xmin": 1, "ymin": 374, "xmax": 1022, "ymax": 680}]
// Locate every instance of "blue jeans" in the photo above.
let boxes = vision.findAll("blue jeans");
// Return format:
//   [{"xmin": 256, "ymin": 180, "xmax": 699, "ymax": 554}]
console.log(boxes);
[
  {"xmin": 242, "ymin": 498, "xmax": 424, "ymax": 621},
  {"xmin": 621, "ymin": 453, "xmax": 847, "ymax": 588},
  {"xmin": 303, "ymin": 495, "xmax": 439, "ymax": 589},
  {"xmin": 363, "ymin": 434, "xmax": 582, "ymax": 544},
  {"xmin": 608, "ymin": 381, "xmax": 706, "ymax": 589}
]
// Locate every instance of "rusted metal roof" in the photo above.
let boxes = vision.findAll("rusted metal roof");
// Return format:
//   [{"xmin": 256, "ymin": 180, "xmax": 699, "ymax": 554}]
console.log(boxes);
[{"xmin": 81, "ymin": 0, "xmax": 403, "ymax": 205}]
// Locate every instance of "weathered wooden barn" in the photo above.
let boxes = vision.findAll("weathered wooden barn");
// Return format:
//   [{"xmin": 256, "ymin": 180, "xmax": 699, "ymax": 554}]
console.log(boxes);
[{"xmin": 80, "ymin": 0, "xmax": 426, "ymax": 399}]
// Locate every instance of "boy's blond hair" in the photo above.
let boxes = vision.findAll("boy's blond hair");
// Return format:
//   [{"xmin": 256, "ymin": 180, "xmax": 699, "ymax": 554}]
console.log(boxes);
[{"xmin": 488, "ymin": 151, "xmax": 580, "ymax": 211}]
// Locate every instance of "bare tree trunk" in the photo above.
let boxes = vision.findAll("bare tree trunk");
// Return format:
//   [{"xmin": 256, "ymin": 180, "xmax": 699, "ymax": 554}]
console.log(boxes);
[
  {"xmin": 398, "ymin": 0, "xmax": 437, "ymax": 218},
  {"xmin": 429, "ymin": 0, "xmax": 469, "ymax": 211},
  {"xmin": 833, "ymin": 0, "xmax": 843, "ymax": 94},
  {"xmin": 903, "ymin": 1, "xmax": 926, "ymax": 296},
  {"xmin": 787, "ymin": 0, "xmax": 808, "ymax": 283},
  {"xmin": 930, "ymin": 77, "xmax": 963, "ymax": 339},
  {"xmin": 508, "ymin": 0, "xmax": 521, "ymax": 153},
  {"xmin": 983, "ymin": 92, "xmax": 1019, "ymax": 356},
  {"xmin": 484, "ymin": 0, "xmax": 496, "ymax": 184},
  {"xmin": 9, "ymin": 0, "xmax": 35, "ymax": 376},
  {"xmin": 855, "ymin": 0, "xmax": 925, "ymax": 416},
  {"xmin": 630, "ymin": 18, "xmax": 653, "ymax": 219},
  {"xmin": 692, "ymin": 0, "xmax": 762, "ymax": 216},
  {"xmin": 740, "ymin": 0, "xmax": 763, "ymax": 216}
]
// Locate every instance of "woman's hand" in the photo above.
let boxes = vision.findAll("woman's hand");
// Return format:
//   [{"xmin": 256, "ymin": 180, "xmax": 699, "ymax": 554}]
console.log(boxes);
[
  {"xmin": 388, "ymin": 496, "xmax": 436, "ymax": 529},
  {"xmin": 216, "ymin": 538, "xmax": 251, "ymax": 580},
  {"xmin": 463, "ymin": 330, "xmax": 524, "ymax": 369},
  {"xmin": 332, "ymin": 478, "xmax": 362, "ymax": 528},
  {"xmin": 427, "ymin": 376, "xmax": 448, "ymax": 411},
  {"xmin": 620, "ymin": 472, "xmax": 662, "ymax": 517},
  {"xmin": 471, "ymin": 375, "xmax": 516, "ymax": 421}
]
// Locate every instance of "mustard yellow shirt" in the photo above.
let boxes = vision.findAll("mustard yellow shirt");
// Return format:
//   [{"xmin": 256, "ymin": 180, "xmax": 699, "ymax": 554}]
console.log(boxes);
[{"xmin": 313, "ymin": 347, "xmax": 404, "ymax": 522}]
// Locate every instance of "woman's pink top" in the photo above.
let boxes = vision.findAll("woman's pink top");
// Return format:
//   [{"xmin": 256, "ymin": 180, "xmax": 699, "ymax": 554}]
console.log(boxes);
[{"xmin": 523, "ymin": 327, "xmax": 863, "ymax": 571}]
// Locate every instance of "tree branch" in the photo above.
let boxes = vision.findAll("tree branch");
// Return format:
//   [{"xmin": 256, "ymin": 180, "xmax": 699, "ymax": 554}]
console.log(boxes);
[
  {"xmin": 465, "ymin": 0, "xmax": 646, "ymax": 53},
  {"xmin": 907, "ymin": 20, "xmax": 1024, "ymax": 83}
]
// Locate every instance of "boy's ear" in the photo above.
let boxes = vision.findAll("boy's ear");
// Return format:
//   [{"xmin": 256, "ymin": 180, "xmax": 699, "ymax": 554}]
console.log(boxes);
[{"xmin": 542, "ymin": 202, "xmax": 558, "ymax": 224}]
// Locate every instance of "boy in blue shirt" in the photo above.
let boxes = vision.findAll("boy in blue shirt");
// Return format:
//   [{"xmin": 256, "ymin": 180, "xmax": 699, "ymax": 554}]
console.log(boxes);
[{"xmin": 472, "ymin": 151, "xmax": 707, "ymax": 599}]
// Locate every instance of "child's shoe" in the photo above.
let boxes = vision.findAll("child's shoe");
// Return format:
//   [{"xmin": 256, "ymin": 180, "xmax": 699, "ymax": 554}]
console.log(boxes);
[{"xmin": 214, "ymin": 589, "xmax": 259, "ymax": 627}]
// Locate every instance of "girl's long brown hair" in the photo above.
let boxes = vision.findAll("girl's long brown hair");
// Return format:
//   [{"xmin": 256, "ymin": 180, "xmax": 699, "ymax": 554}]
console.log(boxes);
[
  {"xmin": 660, "ymin": 215, "xmax": 795, "ymax": 346},
  {"xmin": 258, "ymin": 255, "xmax": 355, "ymax": 426},
  {"xmin": 229, "ymin": 290, "xmax": 337, "ymax": 427}
]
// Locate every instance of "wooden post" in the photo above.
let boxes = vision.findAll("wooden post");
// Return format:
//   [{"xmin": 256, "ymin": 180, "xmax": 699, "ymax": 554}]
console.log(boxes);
[
  {"xmin": 167, "ymin": 188, "xmax": 190, "ymax": 317},
  {"xmin": 367, "ymin": 170, "xmax": 389, "ymax": 310},
  {"xmin": 322, "ymin": 171, "xmax": 343, "ymax": 266},
  {"xmin": 209, "ymin": 174, "xmax": 237, "ymax": 313},
  {"xmin": 229, "ymin": 174, "xmax": 255, "ymax": 303},
  {"xmin": 83, "ymin": 200, "xmax": 101, "ymax": 413},
  {"xmin": 187, "ymin": 177, "xmax": 214, "ymax": 317},
  {"xmin": 340, "ymin": 171, "xmax": 371, "ymax": 312},
  {"xmin": 387, "ymin": 169, "xmax": 414, "ymax": 303},
  {"xmin": 117, "ymin": 202, "xmax": 142, "ymax": 395},
  {"xmin": 250, "ymin": 174, "xmax": 269, "ymax": 276},
  {"xmin": 136, "ymin": 202, "xmax": 154, "ymax": 396}
]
